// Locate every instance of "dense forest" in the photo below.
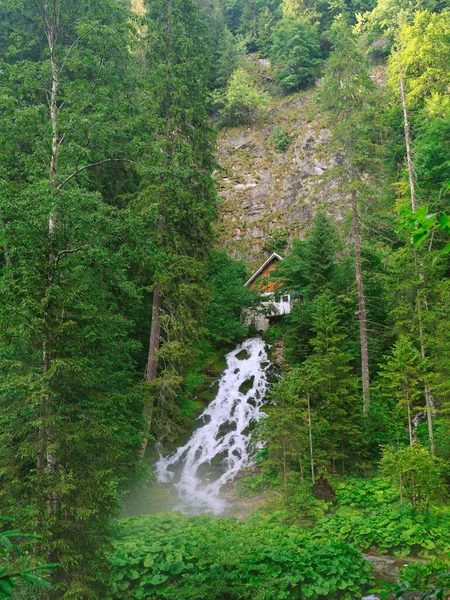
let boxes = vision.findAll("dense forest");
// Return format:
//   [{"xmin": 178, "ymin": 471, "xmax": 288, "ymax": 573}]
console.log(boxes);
[{"xmin": 0, "ymin": 0, "xmax": 450, "ymax": 598}]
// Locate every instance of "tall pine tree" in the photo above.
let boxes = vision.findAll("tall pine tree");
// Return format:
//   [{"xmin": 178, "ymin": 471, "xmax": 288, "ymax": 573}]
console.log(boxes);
[{"xmin": 137, "ymin": 0, "xmax": 217, "ymax": 454}]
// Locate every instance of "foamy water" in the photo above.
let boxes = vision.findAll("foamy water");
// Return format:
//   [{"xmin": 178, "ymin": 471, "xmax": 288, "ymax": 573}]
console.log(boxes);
[{"xmin": 155, "ymin": 337, "xmax": 270, "ymax": 515}]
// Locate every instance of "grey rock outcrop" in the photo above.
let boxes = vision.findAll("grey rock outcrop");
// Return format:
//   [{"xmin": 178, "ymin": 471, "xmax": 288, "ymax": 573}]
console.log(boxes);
[{"xmin": 216, "ymin": 92, "xmax": 348, "ymax": 265}]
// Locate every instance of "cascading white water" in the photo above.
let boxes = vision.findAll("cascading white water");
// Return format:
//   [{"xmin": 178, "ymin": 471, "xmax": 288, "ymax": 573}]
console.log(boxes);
[{"xmin": 155, "ymin": 337, "xmax": 270, "ymax": 516}]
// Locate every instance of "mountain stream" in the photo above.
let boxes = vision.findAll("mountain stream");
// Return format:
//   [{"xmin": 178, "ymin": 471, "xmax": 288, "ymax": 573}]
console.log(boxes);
[{"xmin": 155, "ymin": 337, "xmax": 270, "ymax": 515}]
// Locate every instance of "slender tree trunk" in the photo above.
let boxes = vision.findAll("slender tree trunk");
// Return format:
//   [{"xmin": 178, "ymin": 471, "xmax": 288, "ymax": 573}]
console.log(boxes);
[
  {"xmin": 139, "ymin": 284, "xmax": 162, "ymax": 459},
  {"xmin": 399, "ymin": 57, "xmax": 435, "ymax": 453},
  {"xmin": 307, "ymin": 395, "xmax": 315, "ymax": 484},
  {"xmin": 282, "ymin": 437, "xmax": 288, "ymax": 505},
  {"xmin": 406, "ymin": 386, "xmax": 413, "ymax": 447},
  {"xmin": 352, "ymin": 194, "xmax": 370, "ymax": 413},
  {"xmin": 416, "ymin": 296, "xmax": 435, "ymax": 453},
  {"xmin": 38, "ymin": 6, "xmax": 60, "ymax": 516},
  {"xmin": 397, "ymin": 58, "xmax": 416, "ymax": 213}
]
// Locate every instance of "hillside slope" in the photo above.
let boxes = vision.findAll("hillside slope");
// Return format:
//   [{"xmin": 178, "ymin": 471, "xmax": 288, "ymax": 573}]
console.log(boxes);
[{"xmin": 215, "ymin": 89, "xmax": 347, "ymax": 266}]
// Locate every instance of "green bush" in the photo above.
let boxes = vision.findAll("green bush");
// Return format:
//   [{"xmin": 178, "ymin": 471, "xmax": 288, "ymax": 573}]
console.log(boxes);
[
  {"xmin": 109, "ymin": 513, "xmax": 374, "ymax": 599},
  {"xmin": 237, "ymin": 472, "xmax": 272, "ymax": 497},
  {"xmin": 398, "ymin": 559, "xmax": 450, "ymax": 595},
  {"xmin": 313, "ymin": 504, "xmax": 450, "ymax": 557},
  {"xmin": 213, "ymin": 68, "xmax": 269, "ymax": 126},
  {"xmin": 380, "ymin": 444, "xmax": 447, "ymax": 511},
  {"xmin": 335, "ymin": 477, "xmax": 399, "ymax": 508},
  {"xmin": 270, "ymin": 126, "xmax": 290, "ymax": 152}
]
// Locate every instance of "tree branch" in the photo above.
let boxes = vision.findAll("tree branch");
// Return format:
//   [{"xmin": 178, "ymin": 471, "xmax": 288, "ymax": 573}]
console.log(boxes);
[
  {"xmin": 54, "ymin": 246, "xmax": 84, "ymax": 264},
  {"xmin": 57, "ymin": 158, "xmax": 134, "ymax": 190}
]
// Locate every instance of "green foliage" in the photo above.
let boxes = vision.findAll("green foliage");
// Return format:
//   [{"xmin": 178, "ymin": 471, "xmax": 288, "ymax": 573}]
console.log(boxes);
[
  {"xmin": 109, "ymin": 513, "xmax": 374, "ymax": 599},
  {"xmin": 136, "ymin": 0, "xmax": 218, "ymax": 428},
  {"xmin": 372, "ymin": 559, "xmax": 450, "ymax": 599},
  {"xmin": 213, "ymin": 27, "xmax": 247, "ymax": 88},
  {"xmin": 380, "ymin": 444, "xmax": 447, "ymax": 510},
  {"xmin": 270, "ymin": 17, "xmax": 323, "ymax": 91},
  {"xmin": 300, "ymin": 292, "xmax": 363, "ymax": 471},
  {"xmin": 313, "ymin": 504, "xmax": 450, "ymax": 556},
  {"xmin": 270, "ymin": 126, "xmax": 291, "ymax": 151},
  {"xmin": 0, "ymin": 518, "xmax": 54, "ymax": 598},
  {"xmin": 237, "ymin": 470, "xmax": 276, "ymax": 496},
  {"xmin": 334, "ymin": 478, "xmax": 400, "ymax": 508},
  {"xmin": 389, "ymin": 11, "xmax": 450, "ymax": 110},
  {"xmin": 0, "ymin": 187, "xmax": 144, "ymax": 598},
  {"xmin": 262, "ymin": 486, "xmax": 329, "ymax": 528},
  {"xmin": 205, "ymin": 250, "xmax": 259, "ymax": 346},
  {"xmin": 319, "ymin": 15, "xmax": 382, "ymax": 180},
  {"xmin": 263, "ymin": 227, "xmax": 289, "ymax": 254},
  {"xmin": 0, "ymin": 1, "xmax": 144, "ymax": 597},
  {"xmin": 397, "ymin": 558, "xmax": 450, "ymax": 596},
  {"xmin": 213, "ymin": 67, "xmax": 270, "ymax": 125},
  {"xmin": 378, "ymin": 338, "xmax": 428, "ymax": 443}
]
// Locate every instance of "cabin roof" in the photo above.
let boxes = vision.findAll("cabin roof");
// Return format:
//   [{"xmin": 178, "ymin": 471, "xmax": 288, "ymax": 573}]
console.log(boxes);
[{"xmin": 244, "ymin": 252, "xmax": 283, "ymax": 287}]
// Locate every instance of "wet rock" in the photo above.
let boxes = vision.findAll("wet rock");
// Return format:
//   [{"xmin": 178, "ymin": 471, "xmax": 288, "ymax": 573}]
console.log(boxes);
[{"xmin": 363, "ymin": 553, "xmax": 427, "ymax": 584}]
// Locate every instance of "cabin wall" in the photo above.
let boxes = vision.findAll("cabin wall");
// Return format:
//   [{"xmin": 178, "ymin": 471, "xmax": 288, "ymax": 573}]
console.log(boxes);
[{"xmin": 249, "ymin": 262, "xmax": 280, "ymax": 293}]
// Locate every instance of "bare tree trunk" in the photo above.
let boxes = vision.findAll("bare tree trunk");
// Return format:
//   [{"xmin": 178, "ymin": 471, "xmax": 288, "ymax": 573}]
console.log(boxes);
[
  {"xmin": 399, "ymin": 57, "xmax": 435, "ymax": 453},
  {"xmin": 37, "ymin": 0, "xmax": 61, "ymax": 515},
  {"xmin": 282, "ymin": 437, "xmax": 288, "ymax": 505},
  {"xmin": 352, "ymin": 194, "xmax": 370, "ymax": 413},
  {"xmin": 397, "ymin": 58, "xmax": 416, "ymax": 213},
  {"xmin": 307, "ymin": 395, "xmax": 315, "ymax": 484},
  {"xmin": 416, "ymin": 297, "xmax": 435, "ymax": 453},
  {"xmin": 406, "ymin": 386, "xmax": 413, "ymax": 447},
  {"xmin": 139, "ymin": 284, "xmax": 162, "ymax": 459}
]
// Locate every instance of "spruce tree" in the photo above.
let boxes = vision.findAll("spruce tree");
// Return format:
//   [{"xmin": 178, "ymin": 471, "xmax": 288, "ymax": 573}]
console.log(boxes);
[
  {"xmin": 301, "ymin": 292, "xmax": 362, "ymax": 472},
  {"xmin": 320, "ymin": 16, "xmax": 384, "ymax": 413},
  {"xmin": 137, "ymin": 0, "xmax": 217, "ymax": 454},
  {"xmin": 0, "ymin": 1, "xmax": 142, "ymax": 596},
  {"xmin": 379, "ymin": 337, "xmax": 427, "ymax": 446}
]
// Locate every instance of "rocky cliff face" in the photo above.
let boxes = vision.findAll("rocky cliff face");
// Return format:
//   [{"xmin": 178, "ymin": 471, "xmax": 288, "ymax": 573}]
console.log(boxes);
[{"xmin": 215, "ymin": 91, "xmax": 348, "ymax": 266}]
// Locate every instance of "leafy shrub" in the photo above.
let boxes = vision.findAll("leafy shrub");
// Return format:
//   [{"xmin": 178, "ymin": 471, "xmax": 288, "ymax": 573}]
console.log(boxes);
[
  {"xmin": 270, "ymin": 126, "xmax": 290, "ymax": 152},
  {"xmin": 213, "ymin": 68, "xmax": 269, "ymax": 126},
  {"xmin": 261, "ymin": 486, "xmax": 328, "ymax": 528},
  {"xmin": 237, "ymin": 472, "xmax": 272, "ymax": 497},
  {"xmin": 262, "ymin": 325, "xmax": 284, "ymax": 345},
  {"xmin": 380, "ymin": 444, "xmax": 447, "ymax": 511},
  {"xmin": 335, "ymin": 477, "xmax": 399, "ymax": 508},
  {"xmin": 313, "ymin": 504, "xmax": 450, "ymax": 557},
  {"xmin": 109, "ymin": 513, "xmax": 374, "ymax": 599},
  {"xmin": 372, "ymin": 559, "xmax": 450, "ymax": 600},
  {"xmin": 399, "ymin": 558, "xmax": 450, "ymax": 591},
  {"xmin": 206, "ymin": 250, "xmax": 259, "ymax": 346}
]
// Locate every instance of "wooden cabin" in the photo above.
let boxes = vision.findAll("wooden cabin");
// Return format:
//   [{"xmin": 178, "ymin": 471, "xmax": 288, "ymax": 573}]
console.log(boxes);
[{"xmin": 244, "ymin": 252, "xmax": 291, "ymax": 332}]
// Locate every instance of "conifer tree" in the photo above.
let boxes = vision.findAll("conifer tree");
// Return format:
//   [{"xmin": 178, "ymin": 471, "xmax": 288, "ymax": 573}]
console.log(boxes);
[
  {"xmin": 264, "ymin": 373, "xmax": 310, "ymax": 501},
  {"xmin": 379, "ymin": 337, "xmax": 427, "ymax": 446},
  {"xmin": 320, "ymin": 16, "xmax": 383, "ymax": 413},
  {"xmin": 137, "ymin": 0, "xmax": 217, "ymax": 454},
  {"xmin": 276, "ymin": 210, "xmax": 349, "ymax": 365},
  {"xmin": 301, "ymin": 292, "xmax": 361, "ymax": 472},
  {"xmin": 0, "ymin": 0, "xmax": 142, "ymax": 595}
]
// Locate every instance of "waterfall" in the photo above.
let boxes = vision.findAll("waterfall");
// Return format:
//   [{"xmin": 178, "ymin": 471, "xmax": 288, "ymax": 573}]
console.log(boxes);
[{"xmin": 155, "ymin": 337, "xmax": 270, "ymax": 515}]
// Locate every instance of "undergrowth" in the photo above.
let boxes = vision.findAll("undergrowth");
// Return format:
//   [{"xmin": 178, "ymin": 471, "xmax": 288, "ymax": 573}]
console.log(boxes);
[{"xmin": 109, "ymin": 513, "xmax": 374, "ymax": 599}]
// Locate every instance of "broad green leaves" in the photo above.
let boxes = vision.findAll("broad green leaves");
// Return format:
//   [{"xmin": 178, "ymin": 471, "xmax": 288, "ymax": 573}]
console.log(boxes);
[{"xmin": 109, "ymin": 513, "xmax": 374, "ymax": 599}]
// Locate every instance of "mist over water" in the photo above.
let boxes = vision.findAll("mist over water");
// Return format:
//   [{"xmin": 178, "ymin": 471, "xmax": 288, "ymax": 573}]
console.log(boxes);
[{"xmin": 155, "ymin": 337, "xmax": 270, "ymax": 515}]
